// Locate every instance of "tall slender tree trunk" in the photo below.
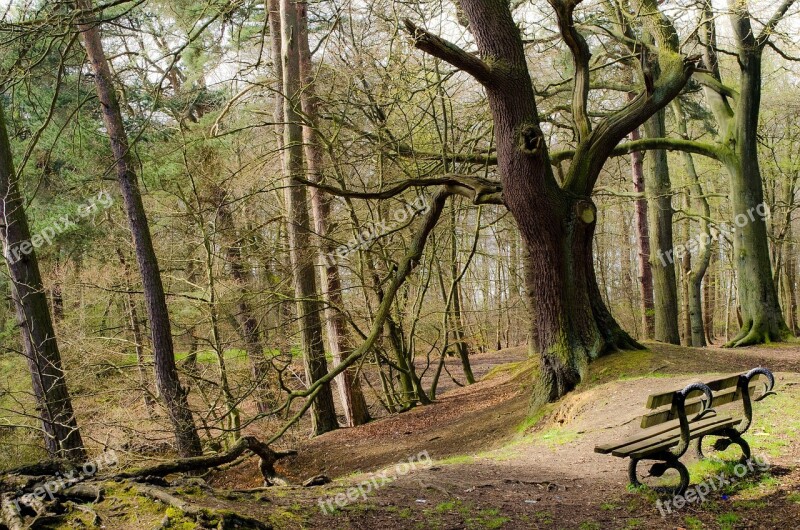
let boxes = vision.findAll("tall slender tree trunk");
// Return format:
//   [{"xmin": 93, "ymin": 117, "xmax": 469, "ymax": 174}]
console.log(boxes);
[
  {"xmin": 630, "ymin": 125, "xmax": 654, "ymax": 339},
  {"xmin": 77, "ymin": 1, "xmax": 202, "ymax": 456},
  {"xmin": 672, "ymin": 100, "xmax": 712, "ymax": 347},
  {"xmin": 0, "ymin": 105, "xmax": 86, "ymax": 461},
  {"xmin": 279, "ymin": 0, "xmax": 338, "ymax": 435},
  {"xmin": 296, "ymin": 1, "xmax": 369, "ymax": 427},
  {"xmin": 448, "ymin": 203, "xmax": 474, "ymax": 383},
  {"xmin": 211, "ymin": 187, "xmax": 273, "ymax": 414},
  {"xmin": 784, "ymin": 221, "xmax": 798, "ymax": 335},
  {"xmin": 643, "ymin": 110, "xmax": 680, "ymax": 344},
  {"xmin": 704, "ymin": 253, "xmax": 716, "ymax": 343},
  {"xmin": 116, "ymin": 247, "xmax": 156, "ymax": 415}
]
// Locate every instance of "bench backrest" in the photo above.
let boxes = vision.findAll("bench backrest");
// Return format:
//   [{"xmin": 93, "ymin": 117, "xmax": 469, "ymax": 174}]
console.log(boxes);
[{"xmin": 640, "ymin": 372, "xmax": 770, "ymax": 429}]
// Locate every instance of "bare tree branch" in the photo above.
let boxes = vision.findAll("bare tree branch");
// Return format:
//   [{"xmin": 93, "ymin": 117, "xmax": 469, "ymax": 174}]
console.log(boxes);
[{"xmin": 402, "ymin": 19, "xmax": 496, "ymax": 86}]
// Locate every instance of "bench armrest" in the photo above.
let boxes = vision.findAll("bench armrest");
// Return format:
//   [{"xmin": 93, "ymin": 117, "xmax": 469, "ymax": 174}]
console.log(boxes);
[
  {"xmin": 670, "ymin": 382, "xmax": 714, "ymax": 458},
  {"xmin": 735, "ymin": 367, "xmax": 775, "ymax": 434}
]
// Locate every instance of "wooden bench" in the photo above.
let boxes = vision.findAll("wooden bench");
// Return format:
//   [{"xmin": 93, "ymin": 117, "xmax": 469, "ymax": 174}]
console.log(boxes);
[{"xmin": 594, "ymin": 367, "xmax": 775, "ymax": 495}]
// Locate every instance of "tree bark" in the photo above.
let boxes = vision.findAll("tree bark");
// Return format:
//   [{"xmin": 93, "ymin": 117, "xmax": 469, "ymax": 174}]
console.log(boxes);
[
  {"xmin": 0, "ymin": 105, "xmax": 86, "ymax": 462},
  {"xmin": 406, "ymin": 0, "xmax": 691, "ymax": 403},
  {"xmin": 296, "ymin": 1, "xmax": 369, "ymax": 427},
  {"xmin": 211, "ymin": 187, "xmax": 273, "ymax": 414},
  {"xmin": 77, "ymin": 0, "xmax": 202, "ymax": 456},
  {"xmin": 630, "ymin": 125, "xmax": 654, "ymax": 339},
  {"xmin": 698, "ymin": 0, "xmax": 791, "ymax": 346},
  {"xmin": 279, "ymin": 0, "xmax": 338, "ymax": 435},
  {"xmin": 672, "ymin": 99, "xmax": 713, "ymax": 347},
  {"xmin": 643, "ymin": 110, "xmax": 680, "ymax": 344}
]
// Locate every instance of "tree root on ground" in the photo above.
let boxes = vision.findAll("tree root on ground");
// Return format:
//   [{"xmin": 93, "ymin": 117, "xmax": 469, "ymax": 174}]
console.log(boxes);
[
  {"xmin": 115, "ymin": 435, "xmax": 296, "ymax": 485},
  {"xmin": 0, "ymin": 436, "xmax": 290, "ymax": 529},
  {"xmin": 130, "ymin": 483, "xmax": 271, "ymax": 530}
]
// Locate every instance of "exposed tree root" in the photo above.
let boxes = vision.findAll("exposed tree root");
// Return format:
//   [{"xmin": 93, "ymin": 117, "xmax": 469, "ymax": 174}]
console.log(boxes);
[
  {"xmin": 130, "ymin": 483, "xmax": 271, "ymax": 529},
  {"xmin": 115, "ymin": 436, "xmax": 296, "ymax": 485},
  {"xmin": 1, "ymin": 493, "xmax": 24, "ymax": 530},
  {"xmin": 724, "ymin": 318, "xmax": 790, "ymax": 348}
]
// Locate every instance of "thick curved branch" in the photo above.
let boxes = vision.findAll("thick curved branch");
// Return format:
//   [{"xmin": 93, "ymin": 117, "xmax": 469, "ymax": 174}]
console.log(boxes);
[
  {"xmin": 563, "ymin": 0, "xmax": 698, "ymax": 195},
  {"xmin": 294, "ymin": 174, "xmax": 503, "ymax": 205},
  {"xmin": 266, "ymin": 189, "xmax": 451, "ymax": 444},
  {"xmin": 403, "ymin": 19, "xmax": 496, "ymax": 86},
  {"xmin": 693, "ymin": 71, "xmax": 738, "ymax": 100},
  {"xmin": 551, "ymin": 137, "xmax": 721, "ymax": 164}
]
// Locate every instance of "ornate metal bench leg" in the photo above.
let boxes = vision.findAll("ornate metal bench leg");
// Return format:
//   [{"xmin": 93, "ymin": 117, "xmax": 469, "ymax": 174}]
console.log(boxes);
[
  {"xmin": 711, "ymin": 429, "xmax": 751, "ymax": 463},
  {"xmin": 628, "ymin": 456, "xmax": 690, "ymax": 496},
  {"xmin": 692, "ymin": 436, "xmax": 705, "ymax": 460}
]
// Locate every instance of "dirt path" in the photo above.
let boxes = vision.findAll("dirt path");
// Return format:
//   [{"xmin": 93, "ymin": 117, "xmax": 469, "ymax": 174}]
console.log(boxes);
[{"xmin": 205, "ymin": 343, "xmax": 800, "ymax": 529}]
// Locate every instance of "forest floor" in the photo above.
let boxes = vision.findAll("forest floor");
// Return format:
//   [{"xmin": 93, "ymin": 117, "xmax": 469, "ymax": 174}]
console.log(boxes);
[{"xmin": 17, "ymin": 342, "xmax": 800, "ymax": 529}]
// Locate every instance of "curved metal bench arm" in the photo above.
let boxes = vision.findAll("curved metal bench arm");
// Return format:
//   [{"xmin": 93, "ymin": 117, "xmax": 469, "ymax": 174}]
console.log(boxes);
[
  {"xmin": 736, "ymin": 367, "xmax": 775, "ymax": 434},
  {"xmin": 670, "ymin": 382, "xmax": 714, "ymax": 458}
]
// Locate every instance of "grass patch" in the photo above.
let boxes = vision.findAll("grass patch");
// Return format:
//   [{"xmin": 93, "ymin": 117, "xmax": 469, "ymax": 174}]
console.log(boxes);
[{"xmin": 717, "ymin": 512, "xmax": 740, "ymax": 530}]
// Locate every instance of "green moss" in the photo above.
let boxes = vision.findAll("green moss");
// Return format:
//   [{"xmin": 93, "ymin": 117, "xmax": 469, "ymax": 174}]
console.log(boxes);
[
  {"xmin": 683, "ymin": 516, "xmax": 703, "ymax": 530},
  {"xmin": 436, "ymin": 454, "xmax": 475, "ymax": 465},
  {"xmin": 534, "ymin": 510, "xmax": 553, "ymax": 524},
  {"xmin": 467, "ymin": 508, "xmax": 510, "ymax": 529},
  {"xmin": 717, "ymin": 512, "xmax": 740, "ymax": 530}
]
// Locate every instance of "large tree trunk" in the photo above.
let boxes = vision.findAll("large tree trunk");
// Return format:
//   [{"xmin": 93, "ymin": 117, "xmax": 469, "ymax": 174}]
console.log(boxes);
[
  {"xmin": 699, "ymin": 0, "xmax": 791, "ymax": 346},
  {"xmin": 722, "ymin": 46, "xmax": 789, "ymax": 345},
  {"xmin": 279, "ymin": 0, "xmax": 338, "ymax": 435},
  {"xmin": 0, "ymin": 106, "xmax": 86, "ymax": 461},
  {"xmin": 642, "ymin": 110, "xmax": 680, "ymax": 344},
  {"xmin": 77, "ymin": 0, "xmax": 202, "ymax": 456},
  {"xmin": 630, "ymin": 125, "xmax": 655, "ymax": 339},
  {"xmin": 408, "ymin": 0, "xmax": 688, "ymax": 404},
  {"xmin": 296, "ymin": 1, "xmax": 370, "ymax": 427}
]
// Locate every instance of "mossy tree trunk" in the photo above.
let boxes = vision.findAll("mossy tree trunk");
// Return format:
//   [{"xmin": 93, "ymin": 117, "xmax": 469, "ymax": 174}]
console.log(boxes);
[
  {"xmin": 698, "ymin": 0, "xmax": 792, "ymax": 346},
  {"xmin": 642, "ymin": 110, "xmax": 680, "ymax": 344},
  {"xmin": 407, "ymin": 0, "xmax": 693, "ymax": 403}
]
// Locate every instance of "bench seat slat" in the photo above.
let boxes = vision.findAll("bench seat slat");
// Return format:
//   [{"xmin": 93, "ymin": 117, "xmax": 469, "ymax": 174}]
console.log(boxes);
[
  {"xmin": 595, "ymin": 413, "xmax": 728, "ymax": 455},
  {"xmin": 627, "ymin": 417, "xmax": 740, "ymax": 459},
  {"xmin": 612, "ymin": 415, "xmax": 736, "ymax": 457}
]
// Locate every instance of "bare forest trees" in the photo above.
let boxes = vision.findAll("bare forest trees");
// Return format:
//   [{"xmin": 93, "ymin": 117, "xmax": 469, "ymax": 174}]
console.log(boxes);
[
  {"xmin": 0, "ymin": 106, "xmax": 86, "ymax": 461},
  {"xmin": 76, "ymin": 0, "xmax": 202, "ymax": 456}
]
